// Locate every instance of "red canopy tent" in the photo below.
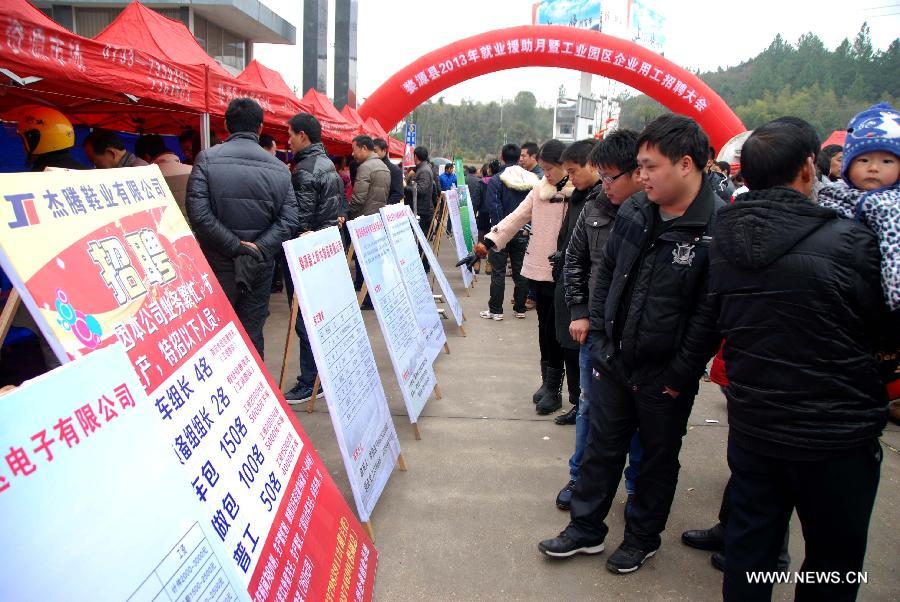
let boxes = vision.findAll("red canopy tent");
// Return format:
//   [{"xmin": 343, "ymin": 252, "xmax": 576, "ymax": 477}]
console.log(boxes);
[
  {"xmin": 341, "ymin": 105, "xmax": 366, "ymax": 129},
  {"xmin": 363, "ymin": 117, "xmax": 404, "ymax": 157},
  {"xmin": 298, "ymin": 89, "xmax": 356, "ymax": 152},
  {"xmin": 0, "ymin": 0, "xmax": 206, "ymax": 133},
  {"xmin": 822, "ymin": 130, "xmax": 847, "ymax": 148}
]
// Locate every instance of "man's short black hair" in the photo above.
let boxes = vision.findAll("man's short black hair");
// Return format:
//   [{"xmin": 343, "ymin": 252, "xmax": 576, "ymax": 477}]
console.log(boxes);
[
  {"xmin": 501, "ymin": 143, "xmax": 521, "ymax": 164},
  {"xmin": 134, "ymin": 134, "xmax": 168, "ymax": 160},
  {"xmin": 444, "ymin": 163, "xmax": 454, "ymax": 172},
  {"xmin": 467, "ymin": 165, "xmax": 476, "ymax": 175},
  {"xmin": 259, "ymin": 134, "xmax": 276, "ymax": 149},
  {"xmin": 353, "ymin": 135, "xmax": 375, "ymax": 150},
  {"xmin": 288, "ymin": 113, "xmax": 322, "ymax": 143},
  {"xmin": 373, "ymin": 137, "xmax": 388, "ymax": 151},
  {"xmin": 636, "ymin": 114, "xmax": 709, "ymax": 172},
  {"xmin": 537, "ymin": 139, "xmax": 567, "ymax": 165},
  {"xmin": 488, "ymin": 159, "xmax": 501, "ymax": 175},
  {"xmin": 521, "ymin": 142, "xmax": 539, "ymax": 157},
  {"xmin": 414, "ymin": 146, "xmax": 429, "ymax": 162},
  {"xmin": 771, "ymin": 116, "xmax": 821, "ymax": 161},
  {"xmin": 716, "ymin": 160, "xmax": 731, "ymax": 176},
  {"xmin": 590, "ymin": 129, "xmax": 639, "ymax": 172},
  {"xmin": 225, "ymin": 97, "xmax": 264, "ymax": 134},
  {"xmin": 561, "ymin": 139, "xmax": 597, "ymax": 166},
  {"xmin": 178, "ymin": 129, "xmax": 195, "ymax": 143},
  {"xmin": 740, "ymin": 118, "xmax": 818, "ymax": 190},
  {"xmin": 83, "ymin": 129, "xmax": 126, "ymax": 154}
]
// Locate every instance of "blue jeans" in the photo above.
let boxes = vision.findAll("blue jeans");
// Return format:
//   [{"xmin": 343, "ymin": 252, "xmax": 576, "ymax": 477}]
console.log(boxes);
[{"xmin": 569, "ymin": 336, "xmax": 642, "ymax": 494}]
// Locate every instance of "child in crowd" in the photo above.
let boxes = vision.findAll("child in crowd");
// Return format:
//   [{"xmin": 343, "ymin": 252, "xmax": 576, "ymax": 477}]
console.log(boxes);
[
  {"xmin": 819, "ymin": 102, "xmax": 899, "ymax": 310},
  {"xmin": 819, "ymin": 102, "xmax": 900, "ymax": 417}
]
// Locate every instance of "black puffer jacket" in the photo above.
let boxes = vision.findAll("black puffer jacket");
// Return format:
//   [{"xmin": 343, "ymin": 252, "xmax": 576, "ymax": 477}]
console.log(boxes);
[
  {"xmin": 556, "ymin": 182, "xmax": 602, "ymax": 349},
  {"xmin": 292, "ymin": 142, "xmax": 344, "ymax": 233},
  {"xmin": 187, "ymin": 132, "xmax": 297, "ymax": 267},
  {"xmin": 710, "ymin": 187, "xmax": 889, "ymax": 456},
  {"xmin": 564, "ymin": 189, "xmax": 619, "ymax": 321},
  {"xmin": 589, "ymin": 182, "xmax": 723, "ymax": 390},
  {"xmin": 405, "ymin": 161, "xmax": 434, "ymax": 215}
]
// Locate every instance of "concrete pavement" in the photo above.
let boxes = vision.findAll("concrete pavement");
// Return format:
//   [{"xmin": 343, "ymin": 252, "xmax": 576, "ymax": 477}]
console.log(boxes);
[{"xmin": 263, "ymin": 240, "xmax": 899, "ymax": 602}]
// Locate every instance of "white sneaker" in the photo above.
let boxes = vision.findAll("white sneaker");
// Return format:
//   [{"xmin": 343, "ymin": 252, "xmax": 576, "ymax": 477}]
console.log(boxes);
[
  {"xmin": 479, "ymin": 310, "xmax": 503, "ymax": 321},
  {"xmin": 515, "ymin": 312, "xmax": 526, "ymax": 319}
]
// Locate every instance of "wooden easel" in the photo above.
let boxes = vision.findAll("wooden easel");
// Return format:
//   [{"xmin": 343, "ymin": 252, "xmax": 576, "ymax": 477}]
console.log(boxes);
[{"xmin": 0, "ymin": 291, "xmax": 23, "ymax": 397}]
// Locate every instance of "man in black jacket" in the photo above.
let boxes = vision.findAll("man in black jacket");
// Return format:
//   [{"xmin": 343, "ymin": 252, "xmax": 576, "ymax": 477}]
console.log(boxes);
[
  {"xmin": 539, "ymin": 115, "xmax": 722, "ymax": 573},
  {"xmin": 554, "ymin": 130, "xmax": 642, "ymax": 510},
  {"xmin": 710, "ymin": 119, "xmax": 888, "ymax": 602},
  {"xmin": 281, "ymin": 112, "xmax": 344, "ymax": 402},
  {"xmin": 186, "ymin": 98, "xmax": 298, "ymax": 358},
  {"xmin": 374, "ymin": 138, "xmax": 403, "ymax": 204}
]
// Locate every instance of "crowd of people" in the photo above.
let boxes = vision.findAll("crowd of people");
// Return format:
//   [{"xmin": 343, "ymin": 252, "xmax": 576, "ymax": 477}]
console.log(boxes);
[
  {"xmin": 455, "ymin": 104, "xmax": 898, "ymax": 601},
  {"xmin": 4, "ymin": 94, "xmax": 899, "ymax": 600}
]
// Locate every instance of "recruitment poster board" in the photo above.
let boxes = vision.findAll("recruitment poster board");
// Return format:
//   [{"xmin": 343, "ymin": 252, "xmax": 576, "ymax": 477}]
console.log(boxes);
[
  {"xmin": 444, "ymin": 188, "xmax": 474, "ymax": 289},
  {"xmin": 408, "ymin": 207, "xmax": 465, "ymax": 327},
  {"xmin": 458, "ymin": 185, "xmax": 479, "ymax": 253},
  {"xmin": 0, "ymin": 166, "xmax": 376, "ymax": 601},
  {"xmin": 348, "ymin": 213, "xmax": 437, "ymax": 423},
  {"xmin": 380, "ymin": 204, "xmax": 446, "ymax": 363},
  {"xmin": 282, "ymin": 227, "xmax": 401, "ymax": 522},
  {"xmin": 0, "ymin": 344, "xmax": 249, "ymax": 600}
]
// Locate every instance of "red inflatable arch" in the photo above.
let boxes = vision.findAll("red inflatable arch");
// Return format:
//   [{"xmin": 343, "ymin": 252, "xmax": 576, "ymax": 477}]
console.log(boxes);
[{"xmin": 358, "ymin": 25, "xmax": 745, "ymax": 150}]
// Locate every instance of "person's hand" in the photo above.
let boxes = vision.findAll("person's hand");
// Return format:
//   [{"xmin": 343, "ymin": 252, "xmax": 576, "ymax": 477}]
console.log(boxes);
[
  {"xmin": 238, "ymin": 241, "xmax": 263, "ymax": 261},
  {"xmin": 338, "ymin": 216, "xmax": 346, "ymax": 227},
  {"xmin": 569, "ymin": 318, "xmax": 589, "ymax": 345},
  {"xmin": 662, "ymin": 386, "xmax": 679, "ymax": 399},
  {"xmin": 548, "ymin": 250, "xmax": 564, "ymax": 268},
  {"xmin": 240, "ymin": 241, "xmax": 259, "ymax": 252},
  {"xmin": 456, "ymin": 253, "xmax": 479, "ymax": 271}
]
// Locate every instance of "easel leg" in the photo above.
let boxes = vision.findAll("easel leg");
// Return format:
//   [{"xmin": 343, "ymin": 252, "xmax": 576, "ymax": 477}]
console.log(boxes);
[
  {"xmin": 433, "ymin": 383, "xmax": 442, "ymax": 400},
  {"xmin": 362, "ymin": 521, "xmax": 375, "ymax": 543},
  {"xmin": 443, "ymin": 342, "xmax": 450, "ymax": 355},
  {"xmin": 279, "ymin": 294, "xmax": 299, "ymax": 391},
  {"xmin": 306, "ymin": 375, "xmax": 321, "ymax": 414},
  {"xmin": 397, "ymin": 453, "xmax": 408, "ymax": 471},
  {"xmin": 459, "ymin": 325, "xmax": 467, "ymax": 337},
  {"xmin": 412, "ymin": 422, "xmax": 421, "ymax": 440}
]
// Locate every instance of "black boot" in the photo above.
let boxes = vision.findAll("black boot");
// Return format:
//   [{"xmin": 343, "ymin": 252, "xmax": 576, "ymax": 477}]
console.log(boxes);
[
  {"xmin": 532, "ymin": 361, "xmax": 549, "ymax": 403},
  {"xmin": 536, "ymin": 367, "xmax": 564, "ymax": 415},
  {"xmin": 554, "ymin": 404, "xmax": 577, "ymax": 425}
]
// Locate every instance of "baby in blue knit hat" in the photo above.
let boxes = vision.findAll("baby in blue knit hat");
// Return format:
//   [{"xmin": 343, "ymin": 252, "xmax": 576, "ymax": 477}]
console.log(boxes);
[{"xmin": 819, "ymin": 102, "xmax": 900, "ymax": 311}]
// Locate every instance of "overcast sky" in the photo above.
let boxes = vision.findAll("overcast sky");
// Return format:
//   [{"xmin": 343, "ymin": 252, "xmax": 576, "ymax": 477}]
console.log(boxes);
[{"xmin": 254, "ymin": 0, "xmax": 899, "ymax": 108}]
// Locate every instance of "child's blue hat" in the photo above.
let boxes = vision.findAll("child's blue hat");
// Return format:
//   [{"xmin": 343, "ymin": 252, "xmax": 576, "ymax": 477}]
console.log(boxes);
[{"xmin": 841, "ymin": 102, "xmax": 900, "ymax": 184}]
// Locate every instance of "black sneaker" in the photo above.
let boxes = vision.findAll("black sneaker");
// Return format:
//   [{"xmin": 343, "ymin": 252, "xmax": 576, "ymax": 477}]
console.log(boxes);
[
  {"xmin": 554, "ymin": 405, "xmax": 577, "ymax": 425},
  {"xmin": 555, "ymin": 480, "xmax": 576, "ymax": 510},
  {"xmin": 538, "ymin": 532, "xmax": 604, "ymax": 558},
  {"xmin": 284, "ymin": 383, "xmax": 323, "ymax": 405},
  {"xmin": 605, "ymin": 542, "xmax": 657, "ymax": 574}
]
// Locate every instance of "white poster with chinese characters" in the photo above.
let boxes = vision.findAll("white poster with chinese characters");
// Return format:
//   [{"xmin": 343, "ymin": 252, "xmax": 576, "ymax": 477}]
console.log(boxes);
[
  {"xmin": 380, "ymin": 204, "xmax": 446, "ymax": 363},
  {"xmin": 408, "ymin": 208, "xmax": 465, "ymax": 327},
  {"xmin": 444, "ymin": 188, "xmax": 474, "ymax": 289},
  {"xmin": 0, "ymin": 344, "xmax": 248, "ymax": 601},
  {"xmin": 348, "ymin": 213, "xmax": 437, "ymax": 423},
  {"xmin": 282, "ymin": 227, "xmax": 401, "ymax": 522},
  {"xmin": 0, "ymin": 166, "xmax": 377, "ymax": 600}
]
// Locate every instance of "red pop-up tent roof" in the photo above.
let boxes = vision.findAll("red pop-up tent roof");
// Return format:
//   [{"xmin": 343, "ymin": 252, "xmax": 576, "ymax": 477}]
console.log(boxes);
[
  {"xmin": 363, "ymin": 117, "xmax": 404, "ymax": 157},
  {"xmin": 0, "ymin": 0, "xmax": 205, "ymax": 132},
  {"xmin": 95, "ymin": 1, "xmax": 230, "ymax": 77},
  {"xmin": 299, "ymin": 89, "xmax": 356, "ymax": 142},
  {"xmin": 822, "ymin": 130, "xmax": 847, "ymax": 148},
  {"xmin": 341, "ymin": 105, "xmax": 366, "ymax": 129},
  {"xmin": 239, "ymin": 60, "xmax": 295, "ymax": 97}
]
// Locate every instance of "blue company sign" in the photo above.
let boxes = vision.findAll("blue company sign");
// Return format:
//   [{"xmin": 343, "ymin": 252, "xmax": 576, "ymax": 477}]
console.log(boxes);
[{"xmin": 405, "ymin": 124, "xmax": 416, "ymax": 146}]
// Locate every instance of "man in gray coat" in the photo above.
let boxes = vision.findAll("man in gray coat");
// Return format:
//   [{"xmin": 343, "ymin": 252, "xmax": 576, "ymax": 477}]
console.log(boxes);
[
  {"xmin": 348, "ymin": 135, "xmax": 390, "ymax": 219},
  {"xmin": 186, "ymin": 98, "xmax": 297, "ymax": 358}
]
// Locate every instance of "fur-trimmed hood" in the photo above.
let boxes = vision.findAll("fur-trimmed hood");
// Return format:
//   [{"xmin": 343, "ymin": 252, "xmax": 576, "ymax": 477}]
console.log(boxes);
[
  {"xmin": 534, "ymin": 176, "xmax": 575, "ymax": 202},
  {"xmin": 499, "ymin": 165, "xmax": 540, "ymax": 191}
]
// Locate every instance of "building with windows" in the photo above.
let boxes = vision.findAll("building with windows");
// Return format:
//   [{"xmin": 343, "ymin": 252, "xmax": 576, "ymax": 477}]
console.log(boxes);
[{"xmin": 34, "ymin": 0, "xmax": 295, "ymax": 74}]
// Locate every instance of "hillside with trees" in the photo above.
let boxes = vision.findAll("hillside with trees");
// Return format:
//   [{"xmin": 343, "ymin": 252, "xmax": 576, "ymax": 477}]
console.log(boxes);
[{"xmin": 618, "ymin": 24, "xmax": 899, "ymax": 139}]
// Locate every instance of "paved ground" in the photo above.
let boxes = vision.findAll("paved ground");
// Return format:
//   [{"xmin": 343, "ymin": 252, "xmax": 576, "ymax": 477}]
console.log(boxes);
[{"xmin": 262, "ymin": 241, "xmax": 899, "ymax": 602}]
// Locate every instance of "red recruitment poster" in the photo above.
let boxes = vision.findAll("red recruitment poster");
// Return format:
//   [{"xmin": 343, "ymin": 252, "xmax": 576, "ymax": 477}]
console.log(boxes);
[{"xmin": 0, "ymin": 166, "xmax": 376, "ymax": 602}]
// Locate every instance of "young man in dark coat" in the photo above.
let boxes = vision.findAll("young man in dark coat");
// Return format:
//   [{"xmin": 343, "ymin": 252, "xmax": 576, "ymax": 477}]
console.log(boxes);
[
  {"xmin": 374, "ymin": 138, "xmax": 404, "ymax": 204},
  {"xmin": 539, "ymin": 115, "xmax": 722, "ymax": 573},
  {"xmin": 710, "ymin": 119, "xmax": 890, "ymax": 602},
  {"xmin": 282, "ymin": 112, "xmax": 344, "ymax": 402},
  {"xmin": 554, "ymin": 130, "xmax": 643, "ymax": 512},
  {"xmin": 186, "ymin": 98, "xmax": 298, "ymax": 358}
]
